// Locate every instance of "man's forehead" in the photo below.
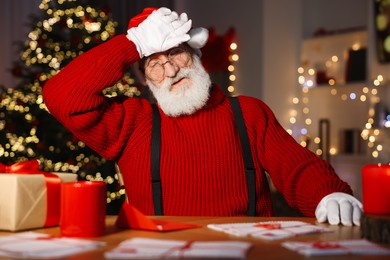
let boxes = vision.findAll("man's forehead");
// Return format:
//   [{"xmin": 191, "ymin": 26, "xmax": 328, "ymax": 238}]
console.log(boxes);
[{"xmin": 146, "ymin": 44, "xmax": 191, "ymax": 59}]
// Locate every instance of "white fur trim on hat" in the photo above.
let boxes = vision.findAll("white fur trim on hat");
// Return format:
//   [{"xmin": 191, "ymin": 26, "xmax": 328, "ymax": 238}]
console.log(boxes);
[{"xmin": 187, "ymin": 27, "xmax": 209, "ymax": 49}]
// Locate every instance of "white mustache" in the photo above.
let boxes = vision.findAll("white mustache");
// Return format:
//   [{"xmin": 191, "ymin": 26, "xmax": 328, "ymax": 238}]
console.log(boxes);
[{"xmin": 164, "ymin": 69, "xmax": 192, "ymax": 91}]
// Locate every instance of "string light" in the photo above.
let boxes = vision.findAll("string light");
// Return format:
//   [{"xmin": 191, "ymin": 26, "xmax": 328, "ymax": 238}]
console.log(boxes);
[
  {"xmin": 228, "ymin": 42, "xmax": 239, "ymax": 94},
  {"xmin": 360, "ymin": 75, "xmax": 388, "ymax": 159}
]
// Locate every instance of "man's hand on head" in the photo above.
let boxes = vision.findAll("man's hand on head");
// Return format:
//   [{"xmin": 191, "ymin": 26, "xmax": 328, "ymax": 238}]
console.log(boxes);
[{"xmin": 127, "ymin": 7, "xmax": 192, "ymax": 58}]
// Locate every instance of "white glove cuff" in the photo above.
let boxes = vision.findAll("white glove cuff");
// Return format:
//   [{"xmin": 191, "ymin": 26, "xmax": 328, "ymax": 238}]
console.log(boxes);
[{"xmin": 126, "ymin": 28, "xmax": 143, "ymax": 58}]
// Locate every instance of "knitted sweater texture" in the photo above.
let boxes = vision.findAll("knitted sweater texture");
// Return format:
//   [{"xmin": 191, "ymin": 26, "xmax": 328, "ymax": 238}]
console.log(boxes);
[{"xmin": 43, "ymin": 35, "xmax": 352, "ymax": 217}]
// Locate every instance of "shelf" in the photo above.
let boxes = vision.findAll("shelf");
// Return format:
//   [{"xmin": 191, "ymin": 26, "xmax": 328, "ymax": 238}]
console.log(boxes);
[
  {"xmin": 311, "ymin": 82, "xmax": 367, "ymax": 89},
  {"xmin": 308, "ymin": 82, "xmax": 389, "ymax": 100},
  {"xmin": 302, "ymin": 30, "xmax": 367, "ymax": 45}
]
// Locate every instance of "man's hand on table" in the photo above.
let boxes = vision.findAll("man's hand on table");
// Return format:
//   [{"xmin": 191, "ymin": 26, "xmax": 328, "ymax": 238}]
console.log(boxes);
[{"xmin": 315, "ymin": 192, "xmax": 363, "ymax": 226}]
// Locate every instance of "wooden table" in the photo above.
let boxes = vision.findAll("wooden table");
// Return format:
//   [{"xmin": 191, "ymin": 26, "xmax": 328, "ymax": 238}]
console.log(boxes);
[{"xmin": 0, "ymin": 216, "xmax": 389, "ymax": 259}]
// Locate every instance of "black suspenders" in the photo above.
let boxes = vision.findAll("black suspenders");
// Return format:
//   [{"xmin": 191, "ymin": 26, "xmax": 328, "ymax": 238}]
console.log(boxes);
[
  {"xmin": 150, "ymin": 97, "xmax": 256, "ymax": 216},
  {"xmin": 229, "ymin": 97, "xmax": 257, "ymax": 216},
  {"xmin": 151, "ymin": 104, "xmax": 163, "ymax": 215}
]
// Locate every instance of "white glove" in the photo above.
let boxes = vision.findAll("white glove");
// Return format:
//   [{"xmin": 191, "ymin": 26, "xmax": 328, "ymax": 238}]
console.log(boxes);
[
  {"xmin": 127, "ymin": 7, "xmax": 192, "ymax": 58},
  {"xmin": 315, "ymin": 192, "xmax": 363, "ymax": 226}
]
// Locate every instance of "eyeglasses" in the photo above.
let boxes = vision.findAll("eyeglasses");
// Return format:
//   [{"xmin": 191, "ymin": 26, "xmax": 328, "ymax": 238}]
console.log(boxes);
[{"xmin": 145, "ymin": 47, "xmax": 192, "ymax": 82}]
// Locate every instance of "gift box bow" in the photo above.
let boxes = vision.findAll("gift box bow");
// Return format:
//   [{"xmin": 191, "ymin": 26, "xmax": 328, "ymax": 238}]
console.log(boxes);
[
  {"xmin": 0, "ymin": 160, "xmax": 43, "ymax": 174},
  {"xmin": 0, "ymin": 160, "xmax": 62, "ymax": 227}
]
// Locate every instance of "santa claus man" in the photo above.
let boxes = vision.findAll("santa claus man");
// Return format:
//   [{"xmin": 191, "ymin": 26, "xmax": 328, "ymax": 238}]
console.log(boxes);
[{"xmin": 43, "ymin": 7, "xmax": 362, "ymax": 226}]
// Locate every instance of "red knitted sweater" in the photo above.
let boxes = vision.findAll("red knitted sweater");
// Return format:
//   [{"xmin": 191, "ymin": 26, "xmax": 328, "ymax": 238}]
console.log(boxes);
[{"xmin": 42, "ymin": 35, "xmax": 352, "ymax": 217}]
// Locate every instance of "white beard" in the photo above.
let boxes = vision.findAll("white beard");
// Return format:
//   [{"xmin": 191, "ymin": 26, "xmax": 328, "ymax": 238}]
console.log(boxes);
[{"xmin": 146, "ymin": 55, "xmax": 212, "ymax": 117}]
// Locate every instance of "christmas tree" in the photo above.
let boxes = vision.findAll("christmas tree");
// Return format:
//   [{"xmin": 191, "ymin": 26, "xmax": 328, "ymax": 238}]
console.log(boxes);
[{"xmin": 0, "ymin": 0, "xmax": 142, "ymax": 213}]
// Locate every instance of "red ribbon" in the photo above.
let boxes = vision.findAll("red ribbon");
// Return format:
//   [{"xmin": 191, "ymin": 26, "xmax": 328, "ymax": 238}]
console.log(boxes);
[{"xmin": 0, "ymin": 160, "xmax": 61, "ymax": 227}]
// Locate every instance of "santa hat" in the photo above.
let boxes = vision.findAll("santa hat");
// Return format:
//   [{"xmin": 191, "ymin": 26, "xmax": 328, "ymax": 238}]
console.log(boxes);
[{"xmin": 128, "ymin": 7, "xmax": 209, "ymax": 54}]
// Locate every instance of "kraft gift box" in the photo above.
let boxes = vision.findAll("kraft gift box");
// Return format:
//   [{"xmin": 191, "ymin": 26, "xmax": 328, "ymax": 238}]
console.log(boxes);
[{"xmin": 0, "ymin": 173, "xmax": 77, "ymax": 231}]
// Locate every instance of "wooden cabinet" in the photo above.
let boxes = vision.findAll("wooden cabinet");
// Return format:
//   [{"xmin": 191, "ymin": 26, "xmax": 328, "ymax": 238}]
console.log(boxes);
[
  {"xmin": 296, "ymin": 31, "xmax": 375, "ymax": 199},
  {"xmin": 290, "ymin": 0, "xmax": 390, "ymax": 199}
]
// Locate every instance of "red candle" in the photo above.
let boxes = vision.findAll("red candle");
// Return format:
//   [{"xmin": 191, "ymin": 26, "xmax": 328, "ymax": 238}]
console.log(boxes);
[
  {"xmin": 362, "ymin": 164, "xmax": 390, "ymax": 215},
  {"xmin": 60, "ymin": 181, "xmax": 106, "ymax": 237}
]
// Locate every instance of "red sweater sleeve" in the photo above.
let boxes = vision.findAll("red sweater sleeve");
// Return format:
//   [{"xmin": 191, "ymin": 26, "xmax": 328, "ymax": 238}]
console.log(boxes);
[
  {"xmin": 42, "ymin": 35, "xmax": 148, "ymax": 160},
  {"xmin": 239, "ymin": 96, "xmax": 353, "ymax": 217}
]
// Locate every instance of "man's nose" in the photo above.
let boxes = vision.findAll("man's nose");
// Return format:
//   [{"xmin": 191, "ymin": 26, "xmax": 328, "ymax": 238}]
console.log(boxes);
[{"xmin": 162, "ymin": 60, "xmax": 179, "ymax": 77}]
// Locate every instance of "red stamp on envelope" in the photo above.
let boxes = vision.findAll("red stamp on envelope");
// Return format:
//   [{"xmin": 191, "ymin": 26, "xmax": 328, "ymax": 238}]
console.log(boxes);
[
  {"xmin": 312, "ymin": 241, "xmax": 341, "ymax": 249},
  {"xmin": 254, "ymin": 223, "xmax": 282, "ymax": 229}
]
